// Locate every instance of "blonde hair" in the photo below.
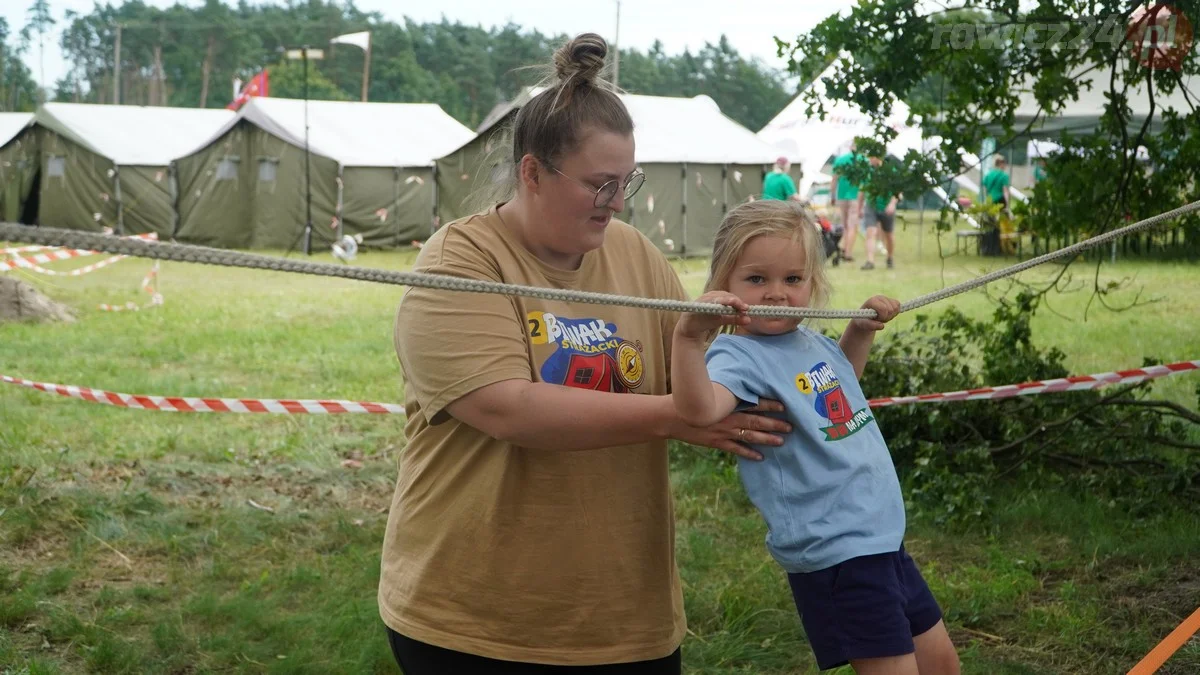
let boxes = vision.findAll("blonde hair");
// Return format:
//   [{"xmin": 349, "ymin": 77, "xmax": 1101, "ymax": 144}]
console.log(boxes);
[{"xmin": 703, "ymin": 200, "xmax": 832, "ymax": 337}]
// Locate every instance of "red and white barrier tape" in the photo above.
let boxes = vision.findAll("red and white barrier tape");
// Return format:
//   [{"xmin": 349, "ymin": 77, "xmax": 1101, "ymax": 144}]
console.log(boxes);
[
  {"xmin": 98, "ymin": 262, "xmax": 162, "ymax": 312},
  {"xmin": 1, "ymin": 233, "xmax": 157, "ymax": 274},
  {"xmin": 3, "ymin": 360, "xmax": 1197, "ymax": 416},
  {"xmin": 867, "ymin": 360, "xmax": 1200, "ymax": 408},
  {"xmin": 9, "ymin": 253, "xmax": 130, "ymax": 277},
  {"xmin": 0, "ymin": 244, "xmax": 57, "ymax": 256},
  {"xmin": 1, "ymin": 247, "xmax": 102, "ymax": 271},
  {"xmin": 0, "ymin": 375, "xmax": 405, "ymax": 414}
]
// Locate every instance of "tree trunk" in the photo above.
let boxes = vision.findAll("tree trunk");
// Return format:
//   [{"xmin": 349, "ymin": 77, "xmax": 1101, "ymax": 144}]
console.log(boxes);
[
  {"xmin": 0, "ymin": 44, "xmax": 7, "ymax": 112},
  {"xmin": 153, "ymin": 44, "xmax": 164, "ymax": 105},
  {"xmin": 200, "ymin": 34, "xmax": 214, "ymax": 108}
]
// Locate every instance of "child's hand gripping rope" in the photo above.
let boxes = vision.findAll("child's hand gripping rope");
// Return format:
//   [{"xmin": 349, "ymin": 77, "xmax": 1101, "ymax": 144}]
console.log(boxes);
[
  {"xmin": 848, "ymin": 295, "xmax": 901, "ymax": 333},
  {"xmin": 675, "ymin": 290, "xmax": 751, "ymax": 341}
]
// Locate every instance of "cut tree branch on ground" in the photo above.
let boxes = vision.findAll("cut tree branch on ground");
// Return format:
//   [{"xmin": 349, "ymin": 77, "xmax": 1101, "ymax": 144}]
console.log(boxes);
[
  {"xmin": 1102, "ymin": 399, "xmax": 1200, "ymax": 425},
  {"xmin": 989, "ymin": 383, "xmax": 1143, "ymax": 457}
]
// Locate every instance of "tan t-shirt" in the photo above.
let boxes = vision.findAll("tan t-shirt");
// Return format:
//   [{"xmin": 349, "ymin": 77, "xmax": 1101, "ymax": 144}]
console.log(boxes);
[{"xmin": 379, "ymin": 205, "xmax": 690, "ymax": 665}]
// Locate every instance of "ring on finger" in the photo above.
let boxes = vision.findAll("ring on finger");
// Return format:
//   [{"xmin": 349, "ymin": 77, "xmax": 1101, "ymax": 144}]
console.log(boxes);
[{"xmin": 738, "ymin": 428, "xmax": 746, "ymax": 439}]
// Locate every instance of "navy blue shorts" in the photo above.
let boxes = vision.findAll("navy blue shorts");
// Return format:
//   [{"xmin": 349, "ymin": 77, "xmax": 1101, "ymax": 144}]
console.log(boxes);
[{"xmin": 787, "ymin": 546, "xmax": 943, "ymax": 671}]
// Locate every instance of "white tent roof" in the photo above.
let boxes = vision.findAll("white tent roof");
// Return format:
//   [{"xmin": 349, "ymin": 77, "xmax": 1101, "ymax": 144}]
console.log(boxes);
[
  {"xmin": 757, "ymin": 56, "xmax": 923, "ymax": 195},
  {"xmin": 807, "ymin": 170, "xmax": 833, "ymax": 186},
  {"xmin": 35, "ymin": 103, "xmax": 234, "ymax": 166},
  {"xmin": 992, "ymin": 66, "xmax": 1198, "ymax": 136},
  {"xmin": 1026, "ymin": 137, "xmax": 1150, "ymax": 162},
  {"xmin": 210, "ymin": 97, "xmax": 475, "ymax": 168},
  {"xmin": 461, "ymin": 87, "xmax": 783, "ymax": 165},
  {"xmin": 622, "ymin": 93, "xmax": 785, "ymax": 164},
  {"xmin": 756, "ymin": 58, "xmax": 984, "ymax": 226},
  {"xmin": 0, "ymin": 113, "xmax": 33, "ymax": 147}
]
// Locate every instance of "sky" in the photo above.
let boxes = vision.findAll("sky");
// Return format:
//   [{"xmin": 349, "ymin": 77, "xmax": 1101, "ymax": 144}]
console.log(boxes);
[{"xmin": 1, "ymin": 0, "xmax": 861, "ymax": 97}]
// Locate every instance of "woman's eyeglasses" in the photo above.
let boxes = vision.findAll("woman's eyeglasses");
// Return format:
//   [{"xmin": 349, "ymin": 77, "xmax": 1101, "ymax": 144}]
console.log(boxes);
[{"xmin": 545, "ymin": 162, "xmax": 646, "ymax": 208}]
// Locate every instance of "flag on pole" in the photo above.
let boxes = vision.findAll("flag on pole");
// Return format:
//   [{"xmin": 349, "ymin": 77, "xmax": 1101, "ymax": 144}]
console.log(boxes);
[
  {"xmin": 330, "ymin": 31, "xmax": 370, "ymax": 51},
  {"xmin": 331, "ymin": 31, "xmax": 372, "ymax": 101},
  {"xmin": 227, "ymin": 70, "xmax": 269, "ymax": 111}
]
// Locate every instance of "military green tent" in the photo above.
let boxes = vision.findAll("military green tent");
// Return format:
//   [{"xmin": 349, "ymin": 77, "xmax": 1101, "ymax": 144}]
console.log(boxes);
[
  {"xmin": 32, "ymin": 103, "xmax": 235, "ymax": 236},
  {"xmin": 174, "ymin": 98, "xmax": 474, "ymax": 251},
  {"xmin": 0, "ymin": 113, "xmax": 36, "ymax": 224},
  {"xmin": 436, "ymin": 90, "xmax": 785, "ymax": 257}
]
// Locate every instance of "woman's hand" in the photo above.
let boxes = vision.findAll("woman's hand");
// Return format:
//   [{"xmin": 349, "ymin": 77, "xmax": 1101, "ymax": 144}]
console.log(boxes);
[
  {"xmin": 669, "ymin": 399, "xmax": 791, "ymax": 461},
  {"xmin": 676, "ymin": 291, "xmax": 750, "ymax": 341}
]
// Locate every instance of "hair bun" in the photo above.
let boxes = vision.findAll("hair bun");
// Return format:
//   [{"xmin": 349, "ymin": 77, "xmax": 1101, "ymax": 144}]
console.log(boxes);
[{"xmin": 553, "ymin": 33, "xmax": 609, "ymax": 87}]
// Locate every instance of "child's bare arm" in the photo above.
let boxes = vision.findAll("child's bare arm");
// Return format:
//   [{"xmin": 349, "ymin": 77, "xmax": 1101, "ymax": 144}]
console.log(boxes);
[
  {"xmin": 671, "ymin": 291, "xmax": 749, "ymax": 426},
  {"xmin": 671, "ymin": 332, "xmax": 739, "ymax": 426},
  {"xmin": 840, "ymin": 295, "xmax": 901, "ymax": 378}
]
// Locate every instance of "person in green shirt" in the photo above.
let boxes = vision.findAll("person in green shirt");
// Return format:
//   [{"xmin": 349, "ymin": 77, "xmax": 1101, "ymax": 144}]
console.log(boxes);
[
  {"xmin": 762, "ymin": 156, "xmax": 800, "ymax": 201},
  {"xmin": 860, "ymin": 155, "xmax": 900, "ymax": 270},
  {"xmin": 981, "ymin": 155, "xmax": 1011, "ymax": 211},
  {"xmin": 1033, "ymin": 158, "xmax": 1047, "ymax": 184},
  {"xmin": 830, "ymin": 143, "xmax": 866, "ymax": 261},
  {"xmin": 981, "ymin": 155, "xmax": 1017, "ymax": 255}
]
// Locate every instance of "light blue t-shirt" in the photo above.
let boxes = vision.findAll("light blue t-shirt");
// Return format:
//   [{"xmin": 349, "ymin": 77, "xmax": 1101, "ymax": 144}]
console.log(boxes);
[{"xmin": 705, "ymin": 327, "xmax": 906, "ymax": 573}]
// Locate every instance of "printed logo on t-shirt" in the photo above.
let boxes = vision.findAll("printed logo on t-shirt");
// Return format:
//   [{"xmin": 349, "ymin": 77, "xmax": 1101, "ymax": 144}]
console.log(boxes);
[
  {"xmin": 800, "ymin": 361, "xmax": 875, "ymax": 441},
  {"xmin": 527, "ymin": 311, "xmax": 644, "ymax": 393}
]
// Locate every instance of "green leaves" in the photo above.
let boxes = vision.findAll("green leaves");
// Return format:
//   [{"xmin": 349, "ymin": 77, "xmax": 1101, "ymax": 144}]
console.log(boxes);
[
  {"xmin": 854, "ymin": 292, "xmax": 1198, "ymax": 528},
  {"xmin": 779, "ymin": 0, "xmax": 1199, "ymax": 257},
  {"xmin": 265, "ymin": 60, "xmax": 348, "ymax": 102}
]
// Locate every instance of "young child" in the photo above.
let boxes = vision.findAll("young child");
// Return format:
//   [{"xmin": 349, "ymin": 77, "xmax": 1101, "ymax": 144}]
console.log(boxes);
[{"xmin": 671, "ymin": 200, "xmax": 960, "ymax": 675}]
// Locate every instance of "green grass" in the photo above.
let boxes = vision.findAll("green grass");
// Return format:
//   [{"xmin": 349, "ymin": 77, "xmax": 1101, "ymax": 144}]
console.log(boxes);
[{"xmin": 1, "ymin": 217, "xmax": 1198, "ymax": 673}]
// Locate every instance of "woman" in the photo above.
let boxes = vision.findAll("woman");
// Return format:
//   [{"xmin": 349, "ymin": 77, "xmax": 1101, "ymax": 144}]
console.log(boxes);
[{"xmin": 380, "ymin": 33, "xmax": 791, "ymax": 673}]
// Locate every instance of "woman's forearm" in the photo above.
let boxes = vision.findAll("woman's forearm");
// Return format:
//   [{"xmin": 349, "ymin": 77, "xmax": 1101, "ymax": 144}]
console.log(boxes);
[
  {"xmin": 506, "ymin": 384, "xmax": 678, "ymax": 450},
  {"xmin": 446, "ymin": 379, "xmax": 680, "ymax": 451}
]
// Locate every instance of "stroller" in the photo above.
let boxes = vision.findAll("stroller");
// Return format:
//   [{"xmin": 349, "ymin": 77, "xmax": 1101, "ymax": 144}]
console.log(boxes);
[
  {"xmin": 820, "ymin": 217, "xmax": 845, "ymax": 266},
  {"xmin": 799, "ymin": 200, "xmax": 844, "ymax": 266}
]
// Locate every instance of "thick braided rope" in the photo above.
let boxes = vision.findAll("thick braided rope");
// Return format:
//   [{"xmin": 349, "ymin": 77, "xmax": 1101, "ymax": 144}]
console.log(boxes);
[
  {"xmin": 0, "ymin": 223, "xmax": 869, "ymax": 319},
  {"xmin": 900, "ymin": 199, "xmax": 1200, "ymax": 312},
  {"xmin": 2, "ymin": 199, "xmax": 1197, "ymax": 319}
]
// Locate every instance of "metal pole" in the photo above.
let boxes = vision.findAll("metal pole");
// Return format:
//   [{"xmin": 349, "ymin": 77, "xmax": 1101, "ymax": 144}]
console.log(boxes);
[
  {"xmin": 113, "ymin": 166, "xmax": 124, "ymax": 235},
  {"xmin": 336, "ymin": 164, "xmax": 344, "ymax": 244},
  {"xmin": 918, "ymin": 193, "xmax": 925, "ymax": 258},
  {"xmin": 681, "ymin": 163, "xmax": 688, "ymax": 256},
  {"xmin": 361, "ymin": 38, "xmax": 371, "ymax": 102},
  {"xmin": 303, "ymin": 46, "xmax": 313, "ymax": 255},
  {"xmin": 37, "ymin": 26, "xmax": 45, "ymax": 104},
  {"xmin": 721, "ymin": 164, "xmax": 728, "ymax": 215},
  {"xmin": 169, "ymin": 163, "xmax": 179, "ymax": 238},
  {"xmin": 613, "ymin": 0, "xmax": 621, "ymax": 87},
  {"xmin": 113, "ymin": 24, "xmax": 121, "ymax": 104},
  {"xmin": 393, "ymin": 167, "xmax": 403, "ymax": 247},
  {"xmin": 430, "ymin": 163, "xmax": 440, "ymax": 236}
]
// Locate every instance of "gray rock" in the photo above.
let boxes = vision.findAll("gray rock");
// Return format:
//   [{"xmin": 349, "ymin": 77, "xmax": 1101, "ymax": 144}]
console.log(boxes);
[{"xmin": 0, "ymin": 277, "xmax": 76, "ymax": 323}]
